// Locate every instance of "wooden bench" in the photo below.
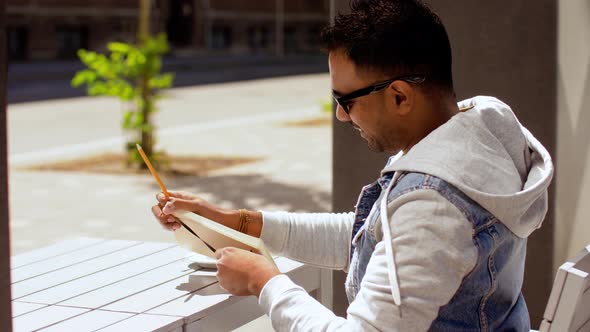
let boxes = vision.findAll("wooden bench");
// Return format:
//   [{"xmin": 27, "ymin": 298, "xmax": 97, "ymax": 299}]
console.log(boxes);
[
  {"xmin": 10, "ymin": 238, "xmax": 329, "ymax": 331},
  {"xmin": 538, "ymin": 245, "xmax": 590, "ymax": 332}
]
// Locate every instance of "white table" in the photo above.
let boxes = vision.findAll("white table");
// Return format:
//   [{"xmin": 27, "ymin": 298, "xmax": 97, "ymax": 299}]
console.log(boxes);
[{"xmin": 10, "ymin": 238, "xmax": 330, "ymax": 332}]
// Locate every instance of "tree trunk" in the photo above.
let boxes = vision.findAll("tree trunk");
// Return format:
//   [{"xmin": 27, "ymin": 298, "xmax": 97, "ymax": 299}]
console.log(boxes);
[
  {"xmin": 137, "ymin": 0, "xmax": 154, "ymax": 166},
  {"xmin": 140, "ymin": 77, "xmax": 153, "ymax": 161}
]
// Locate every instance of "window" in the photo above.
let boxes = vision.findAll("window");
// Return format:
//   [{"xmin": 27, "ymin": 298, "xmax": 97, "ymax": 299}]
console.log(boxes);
[
  {"xmin": 166, "ymin": 0, "xmax": 194, "ymax": 47},
  {"xmin": 307, "ymin": 25, "xmax": 321, "ymax": 51},
  {"xmin": 284, "ymin": 26, "xmax": 297, "ymax": 54},
  {"xmin": 7, "ymin": 27, "xmax": 28, "ymax": 62},
  {"xmin": 211, "ymin": 26, "xmax": 232, "ymax": 49},
  {"xmin": 56, "ymin": 26, "xmax": 88, "ymax": 59},
  {"xmin": 248, "ymin": 26, "xmax": 270, "ymax": 51}
]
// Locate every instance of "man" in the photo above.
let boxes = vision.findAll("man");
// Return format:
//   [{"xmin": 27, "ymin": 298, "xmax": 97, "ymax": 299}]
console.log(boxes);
[{"xmin": 152, "ymin": 0, "xmax": 554, "ymax": 330}]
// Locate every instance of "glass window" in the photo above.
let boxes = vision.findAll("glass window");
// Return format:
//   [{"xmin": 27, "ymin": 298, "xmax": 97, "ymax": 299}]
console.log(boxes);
[
  {"xmin": 56, "ymin": 26, "xmax": 88, "ymax": 59},
  {"xmin": 7, "ymin": 27, "xmax": 28, "ymax": 62},
  {"xmin": 248, "ymin": 26, "xmax": 270, "ymax": 51},
  {"xmin": 211, "ymin": 26, "xmax": 232, "ymax": 49}
]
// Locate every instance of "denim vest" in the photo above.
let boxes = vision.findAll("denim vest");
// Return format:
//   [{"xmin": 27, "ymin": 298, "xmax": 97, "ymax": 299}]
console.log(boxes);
[{"xmin": 345, "ymin": 172, "xmax": 530, "ymax": 331}]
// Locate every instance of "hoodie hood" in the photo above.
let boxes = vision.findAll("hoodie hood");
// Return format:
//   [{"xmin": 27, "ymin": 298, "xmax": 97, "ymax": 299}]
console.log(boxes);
[{"xmin": 383, "ymin": 96, "xmax": 554, "ymax": 238}]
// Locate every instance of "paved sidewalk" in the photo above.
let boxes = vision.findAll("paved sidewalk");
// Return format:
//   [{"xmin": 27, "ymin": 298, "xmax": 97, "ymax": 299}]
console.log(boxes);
[{"xmin": 9, "ymin": 74, "xmax": 333, "ymax": 255}]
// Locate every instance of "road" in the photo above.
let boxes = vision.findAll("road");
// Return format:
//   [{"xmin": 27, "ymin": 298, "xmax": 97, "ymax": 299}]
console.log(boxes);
[
  {"xmin": 8, "ymin": 73, "xmax": 332, "ymax": 164},
  {"xmin": 7, "ymin": 55, "xmax": 328, "ymax": 103}
]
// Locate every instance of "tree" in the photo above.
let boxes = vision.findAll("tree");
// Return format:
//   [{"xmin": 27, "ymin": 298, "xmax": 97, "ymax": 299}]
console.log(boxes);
[{"xmin": 71, "ymin": 0, "xmax": 173, "ymax": 168}]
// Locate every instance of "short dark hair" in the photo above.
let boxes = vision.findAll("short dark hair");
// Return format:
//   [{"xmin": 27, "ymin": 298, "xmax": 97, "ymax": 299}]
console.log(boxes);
[{"xmin": 320, "ymin": 0, "xmax": 454, "ymax": 93}]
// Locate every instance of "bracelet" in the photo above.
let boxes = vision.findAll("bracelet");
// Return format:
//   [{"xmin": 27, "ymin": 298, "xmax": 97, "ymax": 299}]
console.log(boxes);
[{"xmin": 238, "ymin": 209, "xmax": 250, "ymax": 234}]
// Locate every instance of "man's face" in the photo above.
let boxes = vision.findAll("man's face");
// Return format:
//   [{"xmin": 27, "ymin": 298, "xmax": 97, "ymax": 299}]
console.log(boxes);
[{"xmin": 329, "ymin": 50, "xmax": 408, "ymax": 153}]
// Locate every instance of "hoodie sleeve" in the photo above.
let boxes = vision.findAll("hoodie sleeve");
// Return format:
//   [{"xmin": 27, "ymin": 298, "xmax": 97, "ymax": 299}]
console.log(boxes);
[
  {"xmin": 260, "ymin": 211, "xmax": 354, "ymax": 270},
  {"xmin": 258, "ymin": 189, "xmax": 477, "ymax": 331}
]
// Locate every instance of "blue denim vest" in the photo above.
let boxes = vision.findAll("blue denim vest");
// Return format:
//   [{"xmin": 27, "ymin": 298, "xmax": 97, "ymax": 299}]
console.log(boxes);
[{"xmin": 345, "ymin": 172, "xmax": 530, "ymax": 331}]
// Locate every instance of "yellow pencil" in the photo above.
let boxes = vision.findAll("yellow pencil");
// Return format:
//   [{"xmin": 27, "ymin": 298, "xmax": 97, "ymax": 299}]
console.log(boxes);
[{"xmin": 136, "ymin": 144, "xmax": 170, "ymax": 199}]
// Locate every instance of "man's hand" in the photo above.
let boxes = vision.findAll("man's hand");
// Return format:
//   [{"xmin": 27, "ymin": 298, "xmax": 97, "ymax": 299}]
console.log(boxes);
[
  {"xmin": 151, "ymin": 191, "xmax": 207, "ymax": 231},
  {"xmin": 215, "ymin": 247, "xmax": 281, "ymax": 297}
]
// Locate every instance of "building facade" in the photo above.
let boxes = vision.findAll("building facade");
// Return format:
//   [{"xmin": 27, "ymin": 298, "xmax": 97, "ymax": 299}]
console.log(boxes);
[{"xmin": 6, "ymin": 0, "xmax": 330, "ymax": 62}]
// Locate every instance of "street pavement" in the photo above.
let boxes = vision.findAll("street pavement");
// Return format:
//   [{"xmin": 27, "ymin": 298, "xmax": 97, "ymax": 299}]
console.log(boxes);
[
  {"xmin": 7, "ymin": 54, "xmax": 327, "ymax": 103},
  {"xmin": 8, "ymin": 73, "xmax": 333, "ymax": 255}
]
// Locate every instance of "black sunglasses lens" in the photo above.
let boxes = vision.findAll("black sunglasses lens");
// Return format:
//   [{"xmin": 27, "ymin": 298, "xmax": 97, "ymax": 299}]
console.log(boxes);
[
  {"xmin": 333, "ymin": 97, "xmax": 348, "ymax": 113},
  {"xmin": 338, "ymin": 101, "xmax": 350, "ymax": 114},
  {"xmin": 343, "ymin": 103, "xmax": 351, "ymax": 113}
]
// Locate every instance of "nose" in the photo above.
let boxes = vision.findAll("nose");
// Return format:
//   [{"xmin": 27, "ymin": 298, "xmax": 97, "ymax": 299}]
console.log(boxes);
[{"xmin": 335, "ymin": 103, "xmax": 351, "ymax": 122}]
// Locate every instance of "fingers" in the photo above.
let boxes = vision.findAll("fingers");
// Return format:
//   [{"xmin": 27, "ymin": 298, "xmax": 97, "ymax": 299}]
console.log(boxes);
[
  {"xmin": 154, "ymin": 192, "xmax": 174, "ymax": 218},
  {"xmin": 155, "ymin": 193, "xmax": 183, "ymax": 215},
  {"xmin": 214, "ymin": 247, "xmax": 275, "ymax": 297},
  {"xmin": 154, "ymin": 190, "xmax": 198, "ymax": 231},
  {"xmin": 168, "ymin": 190, "xmax": 194, "ymax": 200},
  {"xmin": 215, "ymin": 247, "xmax": 233, "ymax": 259},
  {"xmin": 155, "ymin": 190, "xmax": 186, "ymax": 204},
  {"xmin": 162, "ymin": 197, "xmax": 198, "ymax": 215},
  {"xmin": 151, "ymin": 204, "xmax": 180, "ymax": 231},
  {"xmin": 155, "ymin": 192, "xmax": 169, "ymax": 205},
  {"xmin": 215, "ymin": 247, "xmax": 238, "ymax": 261},
  {"xmin": 214, "ymin": 247, "xmax": 253, "ymax": 262},
  {"xmin": 161, "ymin": 199, "xmax": 177, "ymax": 215}
]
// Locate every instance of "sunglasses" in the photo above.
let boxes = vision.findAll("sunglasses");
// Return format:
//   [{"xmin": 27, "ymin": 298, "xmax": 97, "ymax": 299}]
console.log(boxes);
[{"xmin": 332, "ymin": 75, "xmax": 426, "ymax": 114}]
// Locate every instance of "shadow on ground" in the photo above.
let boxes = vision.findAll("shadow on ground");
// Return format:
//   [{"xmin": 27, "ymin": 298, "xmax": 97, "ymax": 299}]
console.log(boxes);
[{"xmin": 159, "ymin": 174, "xmax": 331, "ymax": 213}]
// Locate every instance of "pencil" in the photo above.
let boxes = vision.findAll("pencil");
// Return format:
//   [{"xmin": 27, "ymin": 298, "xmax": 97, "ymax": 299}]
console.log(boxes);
[{"xmin": 136, "ymin": 144, "xmax": 170, "ymax": 199}]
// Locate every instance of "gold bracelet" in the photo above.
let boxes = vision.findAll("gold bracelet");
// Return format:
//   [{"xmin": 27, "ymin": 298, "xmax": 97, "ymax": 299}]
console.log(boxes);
[{"xmin": 238, "ymin": 209, "xmax": 249, "ymax": 234}]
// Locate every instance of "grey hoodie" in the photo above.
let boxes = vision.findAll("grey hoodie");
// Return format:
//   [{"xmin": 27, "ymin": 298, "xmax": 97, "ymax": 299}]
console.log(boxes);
[
  {"xmin": 258, "ymin": 96, "xmax": 554, "ymax": 331},
  {"xmin": 390, "ymin": 96, "xmax": 552, "ymax": 238}
]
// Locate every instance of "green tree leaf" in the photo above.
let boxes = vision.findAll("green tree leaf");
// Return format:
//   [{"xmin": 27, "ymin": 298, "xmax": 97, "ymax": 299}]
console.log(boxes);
[
  {"xmin": 149, "ymin": 73, "xmax": 174, "ymax": 89},
  {"xmin": 71, "ymin": 34, "xmax": 174, "ymax": 168},
  {"xmin": 108, "ymin": 42, "xmax": 131, "ymax": 54}
]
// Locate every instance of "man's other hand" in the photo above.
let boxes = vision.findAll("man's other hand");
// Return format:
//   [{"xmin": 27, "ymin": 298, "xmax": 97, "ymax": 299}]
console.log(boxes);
[
  {"xmin": 215, "ymin": 247, "xmax": 281, "ymax": 297},
  {"xmin": 151, "ymin": 190, "xmax": 207, "ymax": 231}
]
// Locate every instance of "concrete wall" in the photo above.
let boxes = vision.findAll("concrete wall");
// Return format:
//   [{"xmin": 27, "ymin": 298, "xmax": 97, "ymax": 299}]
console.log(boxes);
[
  {"xmin": 332, "ymin": 0, "xmax": 557, "ymax": 326},
  {"xmin": 556, "ymin": 1, "xmax": 590, "ymax": 266}
]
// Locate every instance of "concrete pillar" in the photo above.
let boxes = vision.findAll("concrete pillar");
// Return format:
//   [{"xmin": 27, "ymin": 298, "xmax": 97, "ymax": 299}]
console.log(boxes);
[
  {"xmin": 331, "ymin": 0, "xmax": 557, "ymax": 325},
  {"xmin": 0, "ymin": 0, "xmax": 14, "ymax": 329},
  {"xmin": 428, "ymin": 1, "xmax": 556, "ymax": 326},
  {"xmin": 555, "ymin": 0, "xmax": 590, "ymax": 273}
]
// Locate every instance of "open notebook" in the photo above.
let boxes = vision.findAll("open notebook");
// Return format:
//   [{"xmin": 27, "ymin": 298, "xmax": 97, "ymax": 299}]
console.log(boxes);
[
  {"xmin": 134, "ymin": 144, "xmax": 275, "ymax": 267},
  {"xmin": 172, "ymin": 210, "xmax": 277, "ymax": 268}
]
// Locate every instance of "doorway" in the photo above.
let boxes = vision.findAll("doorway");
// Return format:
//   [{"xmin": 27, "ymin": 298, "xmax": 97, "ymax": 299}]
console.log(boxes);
[{"xmin": 166, "ymin": 0, "xmax": 194, "ymax": 47}]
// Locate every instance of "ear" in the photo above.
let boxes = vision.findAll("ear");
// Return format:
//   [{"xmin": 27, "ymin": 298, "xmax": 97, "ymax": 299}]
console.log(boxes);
[{"xmin": 388, "ymin": 81, "xmax": 415, "ymax": 116}]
